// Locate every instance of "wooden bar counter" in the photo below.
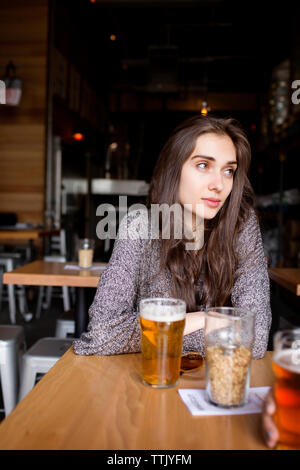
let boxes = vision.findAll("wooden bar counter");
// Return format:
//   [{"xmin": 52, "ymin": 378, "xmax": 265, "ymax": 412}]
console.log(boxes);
[
  {"xmin": 0, "ymin": 349, "xmax": 274, "ymax": 450},
  {"xmin": 269, "ymin": 268, "xmax": 300, "ymax": 296}
]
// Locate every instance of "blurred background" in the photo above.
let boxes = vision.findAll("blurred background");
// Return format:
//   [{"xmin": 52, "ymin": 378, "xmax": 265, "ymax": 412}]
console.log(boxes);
[{"xmin": 0, "ymin": 0, "xmax": 299, "ymax": 351}]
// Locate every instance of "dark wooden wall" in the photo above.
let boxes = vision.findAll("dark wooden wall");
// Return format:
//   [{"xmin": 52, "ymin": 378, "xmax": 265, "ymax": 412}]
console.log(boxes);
[{"xmin": 0, "ymin": 0, "xmax": 49, "ymax": 224}]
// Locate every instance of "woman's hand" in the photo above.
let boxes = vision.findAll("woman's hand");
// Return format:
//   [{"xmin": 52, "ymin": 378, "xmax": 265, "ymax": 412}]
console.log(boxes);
[
  {"xmin": 262, "ymin": 388, "xmax": 279, "ymax": 448},
  {"xmin": 183, "ymin": 311, "xmax": 205, "ymax": 336}
]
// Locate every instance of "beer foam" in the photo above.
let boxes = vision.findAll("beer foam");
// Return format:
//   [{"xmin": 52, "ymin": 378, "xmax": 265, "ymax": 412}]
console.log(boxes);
[
  {"xmin": 140, "ymin": 303, "xmax": 185, "ymax": 322},
  {"xmin": 274, "ymin": 349, "xmax": 300, "ymax": 374}
]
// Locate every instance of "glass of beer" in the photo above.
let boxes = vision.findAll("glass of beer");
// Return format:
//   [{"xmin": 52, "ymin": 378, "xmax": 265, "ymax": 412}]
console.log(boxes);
[
  {"xmin": 139, "ymin": 298, "xmax": 186, "ymax": 388},
  {"xmin": 273, "ymin": 329, "xmax": 300, "ymax": 450}
]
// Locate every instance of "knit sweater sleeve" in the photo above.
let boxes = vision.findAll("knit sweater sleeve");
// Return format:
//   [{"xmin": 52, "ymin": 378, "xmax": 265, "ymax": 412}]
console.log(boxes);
[
  {"xmin": 231, "ymin": 209, "xmax": 272, "ymax": 359},
  {"xmin": 73, "ymin": 210, "xmax": 147, "ymax": 356}
]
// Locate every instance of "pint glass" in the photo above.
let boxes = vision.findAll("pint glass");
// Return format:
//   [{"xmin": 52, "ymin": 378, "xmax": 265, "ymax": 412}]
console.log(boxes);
[
  {"xmin": 273, "ymin": 329, "xmax": 300, "ymax": 450},
  {"xmin": 139, "ymin": 298, "xmax": 186, "ymax": 388}
]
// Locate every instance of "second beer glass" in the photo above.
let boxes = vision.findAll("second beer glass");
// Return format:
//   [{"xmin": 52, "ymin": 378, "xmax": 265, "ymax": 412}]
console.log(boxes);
[
  {"xmin": 273, "ymin": 329, "xmax": 300, "ymax": 450},
  {"xmin": 139, "ymin": 298, "xmax": 186, "ymax": 388}
]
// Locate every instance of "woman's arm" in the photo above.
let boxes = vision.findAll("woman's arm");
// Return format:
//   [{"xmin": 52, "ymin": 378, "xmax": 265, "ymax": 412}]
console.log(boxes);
[
  {"xmin": 231, "ymin": 209, "xmax": 272, "ymax": 359},
  {"xmin": 183, "ymin": 311, "xmax": 205, "ymax": 336},
  {"xmin": 73, "ymin": 210, "xmax": 147, "ymax": 356}
]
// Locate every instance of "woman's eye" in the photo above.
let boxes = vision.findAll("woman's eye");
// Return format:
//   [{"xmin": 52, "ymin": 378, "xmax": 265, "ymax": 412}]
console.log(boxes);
[
  {"xmin": 197, "ymin": 162, "xmax": 207, "ymax": 169},
  {"xmin": 196, "ymin": 163, "xmax": 235, "ymax": 176}
]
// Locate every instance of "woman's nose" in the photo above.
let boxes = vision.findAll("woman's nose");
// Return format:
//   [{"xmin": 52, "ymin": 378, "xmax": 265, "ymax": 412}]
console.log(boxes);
[{"xmin": 207, "ymin": 172, "xmax": 224, "ymax": 192}]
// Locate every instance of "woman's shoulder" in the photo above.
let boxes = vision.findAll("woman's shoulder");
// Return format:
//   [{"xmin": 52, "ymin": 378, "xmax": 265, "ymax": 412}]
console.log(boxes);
[
  {"xmin": 238, "ymin": 207, "xmax": 259, "ymax": 234},
  {"xmin": 118, "ymin": 207, "xmax": 150, "ymax": 241},
  {"xmin": 235, "ymin": 207, "xmax": 262, "ymax": 256}
]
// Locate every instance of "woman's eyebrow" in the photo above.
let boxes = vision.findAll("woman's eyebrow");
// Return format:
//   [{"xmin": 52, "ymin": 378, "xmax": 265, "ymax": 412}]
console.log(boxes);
[{"xmin": 191, "ymin": 155, "xmax": 238, "ymax": 165}]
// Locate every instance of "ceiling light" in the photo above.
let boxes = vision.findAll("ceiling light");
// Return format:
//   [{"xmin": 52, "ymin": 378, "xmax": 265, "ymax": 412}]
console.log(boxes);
[{"xmin": 201, "ymin": 101, "xmax": 208, "ymax": 116}]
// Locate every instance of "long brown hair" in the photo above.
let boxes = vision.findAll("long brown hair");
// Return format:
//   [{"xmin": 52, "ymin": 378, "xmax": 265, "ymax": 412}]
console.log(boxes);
[{"xmin": 147, "ymin": 114, "xmax": 255, "ymax": 311}]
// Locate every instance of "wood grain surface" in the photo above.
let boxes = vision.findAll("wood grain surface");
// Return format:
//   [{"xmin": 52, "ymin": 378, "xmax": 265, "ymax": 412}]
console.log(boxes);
[
  {"xmin": 0, "ymin": 228, "xmax": 59, "ymax": 241},
  {"xmin": 0, "ymin": 349, "xmax": 274, "ymax": 450},
  {"xmin": 269, "ymin": 268, "xmax": 300, "ymax": 296},
  {"xmin": 3, "ymin": 260, "xmax": 106, "ymax": 288}
]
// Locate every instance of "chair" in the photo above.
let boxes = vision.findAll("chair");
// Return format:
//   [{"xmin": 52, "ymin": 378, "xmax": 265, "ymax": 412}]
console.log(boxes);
[
  {"xmin": 13, "ymin": 244, "xmax": 31, "ymax": 263},
  {"xmin": 0, "ymin": 253, "xmax": 29, "ymax": 324},
  {"xmin": 18, "ymin": 337, "xmax": 73, "ymax": 401},
  {"xmin": 0, "ymin": 325, "xmax": 25, "ymax": 416},
  {"xmin": 55, "ymin": 311, "xmax": 75, "ymax": 338},
  {"xmin": 36, "ymin": 229, "xmax": 71, "ymax": 318}
]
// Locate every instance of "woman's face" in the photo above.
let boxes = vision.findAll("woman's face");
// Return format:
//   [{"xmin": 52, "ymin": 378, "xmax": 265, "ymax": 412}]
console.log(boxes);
[{"xmin": 178, "ymin": 132, "xmax": 237, "ymax": 222}]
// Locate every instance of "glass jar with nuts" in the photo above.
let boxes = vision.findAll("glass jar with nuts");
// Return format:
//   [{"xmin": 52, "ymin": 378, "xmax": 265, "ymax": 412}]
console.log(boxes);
[{"xmin": 204, "ymin": 307, "xmax": 255, "ymax": 408}]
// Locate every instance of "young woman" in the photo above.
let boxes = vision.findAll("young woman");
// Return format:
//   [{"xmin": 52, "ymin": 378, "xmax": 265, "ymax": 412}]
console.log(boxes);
[{"xmin": 73, "ymin": 115, "xmax": 272, "ymax": 359}]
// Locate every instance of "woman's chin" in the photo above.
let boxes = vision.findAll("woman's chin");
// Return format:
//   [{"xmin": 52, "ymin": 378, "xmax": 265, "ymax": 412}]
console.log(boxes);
[{"xmin": 203, "ymin": 207, "xmax": 221, "ymax": 220}]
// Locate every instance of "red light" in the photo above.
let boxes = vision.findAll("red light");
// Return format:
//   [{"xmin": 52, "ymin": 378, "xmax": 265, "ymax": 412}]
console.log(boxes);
[
  {"xmin": 251, "ymin": 124, "xmax": 256, "ymax": 131},
  {"xmin": 90, "ymin": 0, "xmax": 96, "ymax": 3},
  {"xmin": 73, "ymin": 133, "xmax": 84, "ymax": 141}
]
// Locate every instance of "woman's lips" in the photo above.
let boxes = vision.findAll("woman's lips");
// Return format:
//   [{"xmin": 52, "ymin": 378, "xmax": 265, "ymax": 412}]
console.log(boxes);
[{"xmin": 201, "ymin": 198, "xmax": 221, "ymax": 208}]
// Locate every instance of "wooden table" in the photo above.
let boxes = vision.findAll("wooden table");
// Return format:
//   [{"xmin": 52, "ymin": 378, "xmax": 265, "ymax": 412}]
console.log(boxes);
[
  {"xmin": 2, "ymin": 260, "xmax": 105, "ymax": 288},
  {"xmin": 0, "ymin": 227, "xmax": 60, "ymax": 260},
  {"xmin": 269, "ymin": 268, "xmax": 300, "ymax": 296},
  {"xmin": 3, "ymin": 260, "xmax": 107, "ymax": 336},
  {"xmin": 0, "ymin": 228, "xmax": 59, "ymax": 241},
  {"xmin": 0, "ymin": 348, "xmax": 274, "ymax": 450}
]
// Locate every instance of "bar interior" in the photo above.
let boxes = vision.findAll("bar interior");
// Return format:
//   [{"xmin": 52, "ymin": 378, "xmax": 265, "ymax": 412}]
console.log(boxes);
[{"xmin": 0, "ymin": 0, "xmax": 299, "ymax": 453}]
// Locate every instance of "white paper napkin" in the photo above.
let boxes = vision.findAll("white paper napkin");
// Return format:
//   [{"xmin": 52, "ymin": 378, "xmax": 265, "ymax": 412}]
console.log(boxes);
[
  {"xmin": 64, "ymin": 264, "xmax": 107, "ymax": 271},
  {"xmin": 178, "ymin": 386, "xmax": 271, "ymax": 416}
]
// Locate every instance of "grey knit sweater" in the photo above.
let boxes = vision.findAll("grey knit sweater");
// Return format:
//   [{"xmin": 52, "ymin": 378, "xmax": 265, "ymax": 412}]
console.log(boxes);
[{"xmin": 73, "ymin": 208, "xmax": 272, "ymax": 359}]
